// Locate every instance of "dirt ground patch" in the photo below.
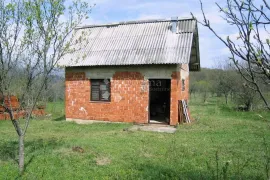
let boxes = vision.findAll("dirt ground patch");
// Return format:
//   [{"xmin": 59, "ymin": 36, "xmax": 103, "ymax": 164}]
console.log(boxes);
[{"xmin": 95, "ymin": 156, "xmax": 111, "ymax": 166}]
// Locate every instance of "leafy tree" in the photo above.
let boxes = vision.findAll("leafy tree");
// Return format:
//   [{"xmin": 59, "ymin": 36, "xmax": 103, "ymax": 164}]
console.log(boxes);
[
  {"xmin": 189, "ymin": 80, "xmax": 198, "ymax": 98},
  {"xmin": 0, "ymin": 0, "xmax": 91, "ymax": 173},
  {"xmin": 194, "ymin": 0, "xmax": 270, "ymax": 110},
  {"xmin": 214, "ymin": 61, "xmax": 239, "ymax": 104},
  {"xmin": 195, "ymin": 80, "xmax": 211, "ymax": 103},
  {"xmin": 190, "ymin": 66, "xmax": 264, "ymax": 110},
  {"xmin": 234, "ymin": 82, "xmax": 259, "ymax": 111}
]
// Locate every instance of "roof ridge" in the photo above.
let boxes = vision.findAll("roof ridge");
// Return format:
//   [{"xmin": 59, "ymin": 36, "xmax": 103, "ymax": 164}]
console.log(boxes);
[{"xmin": 76, "ymin": 17, "xmax": 195, "ymax": 30}]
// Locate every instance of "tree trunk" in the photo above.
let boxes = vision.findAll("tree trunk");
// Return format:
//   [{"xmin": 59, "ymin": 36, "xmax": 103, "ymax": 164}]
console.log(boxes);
[
  {"xmin": 203, "ymin": 93, "xmax": 207, "ymax": 103},
  {"xmin": 44, "ymin": 79, "xmax": 48, "ymax": 91},
  {"xmin": 225, "ymin": 94, "xmax": 228, "ymax": 104},
  {"xmin": 19, "ymin": 135, "xmax": 25, "ymax": 174},
  {"xmin": 10, "ymin": 119, "xmax": 25, "ymax": 173},
  {"xmin": 245, "ymin": 101, "xmax": 252, "ymax": 111}
]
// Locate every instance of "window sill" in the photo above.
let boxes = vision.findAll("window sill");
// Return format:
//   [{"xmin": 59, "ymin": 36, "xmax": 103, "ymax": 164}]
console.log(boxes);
[{"xmin": 90, "ymin": 101, "xmax": 111, "ymax": 104}]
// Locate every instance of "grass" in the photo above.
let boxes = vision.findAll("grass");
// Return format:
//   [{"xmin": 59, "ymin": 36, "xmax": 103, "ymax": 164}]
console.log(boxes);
[{"xmin": 0, "ymin": 97, "xmax": 270, "ymax": 179}]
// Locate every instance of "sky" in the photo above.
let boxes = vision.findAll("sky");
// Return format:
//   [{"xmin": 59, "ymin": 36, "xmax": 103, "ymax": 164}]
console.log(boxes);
[{"xmin": 79, "ymin": 0, "xmax": 238, "ymax": 68}]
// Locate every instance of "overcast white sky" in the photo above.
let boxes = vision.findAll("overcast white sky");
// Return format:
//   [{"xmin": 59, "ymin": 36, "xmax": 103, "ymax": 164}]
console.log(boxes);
[{"xmin": 79, "ymin": 0, "xmax": 239, "ymax": 68}]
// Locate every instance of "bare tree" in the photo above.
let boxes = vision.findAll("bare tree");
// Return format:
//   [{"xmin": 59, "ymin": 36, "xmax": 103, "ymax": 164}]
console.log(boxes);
[
  {"xmin": 193, "ymin": 0, "xmax": 270, "ymax": 110},
  {"xmin": 0, "ymin": 0, "xmax": 91, "ymax": 173}
]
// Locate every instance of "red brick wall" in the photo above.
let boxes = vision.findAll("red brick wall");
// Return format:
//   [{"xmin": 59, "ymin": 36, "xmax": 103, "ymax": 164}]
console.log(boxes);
[
  {"xmin": 0, "ymin": 95, "xmax": 45, "ymax": 120},
  {"xmin": 170, "ymin": 65, "xmax": 190, "ymax": 125},
  {"xmin": 65, "ymin": 66, "xmax": 190, "ymax": 125},
  {"xmin": 170, "ymin": 72, "xmax": 179, "ymax": 125},
  {"xmin": 65, "ymin": 71, "xmax": 149, "ymax": 123}
]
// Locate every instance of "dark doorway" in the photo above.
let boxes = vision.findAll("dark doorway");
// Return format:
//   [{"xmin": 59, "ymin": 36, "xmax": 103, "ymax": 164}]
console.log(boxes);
[{"xmin": 149, "ymin": 79, "xmax": 171, "ymax": 124}]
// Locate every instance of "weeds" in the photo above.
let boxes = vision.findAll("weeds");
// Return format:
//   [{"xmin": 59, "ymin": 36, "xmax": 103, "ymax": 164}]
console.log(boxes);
[
  {"xmin": 263, "ymin": 137, "xmax": 270, "ymax": 179},
  {"xmin": 206, "ymin": 150, "xmax": 231, "ymax": 180}
]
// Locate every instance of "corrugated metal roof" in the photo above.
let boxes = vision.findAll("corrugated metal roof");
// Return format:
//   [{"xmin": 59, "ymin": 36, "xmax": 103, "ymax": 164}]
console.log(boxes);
[{"xmin": 59, "ymin": 17, "xmax": 200, "ymax": 68}]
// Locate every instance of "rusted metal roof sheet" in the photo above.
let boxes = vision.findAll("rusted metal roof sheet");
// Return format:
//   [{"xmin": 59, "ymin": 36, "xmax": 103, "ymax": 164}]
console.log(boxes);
[{"xmin": 59, "ymin": 17, "xmax": 200, "ymax": 69}]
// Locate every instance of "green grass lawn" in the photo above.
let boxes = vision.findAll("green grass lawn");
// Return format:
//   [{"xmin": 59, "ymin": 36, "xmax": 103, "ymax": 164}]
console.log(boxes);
[{"xmin": 0, "ymin": 97, "xmax": 270, "ymax": 179}]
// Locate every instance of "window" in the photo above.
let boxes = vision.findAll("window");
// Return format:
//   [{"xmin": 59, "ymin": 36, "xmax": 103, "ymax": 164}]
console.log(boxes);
[
  {"xmin": 182, "ymin": 79, "xmax": 185, "ymax": 91},
  {"xmin": 91, "ymin": 79, "xmax": 111, "ymax": 102}
]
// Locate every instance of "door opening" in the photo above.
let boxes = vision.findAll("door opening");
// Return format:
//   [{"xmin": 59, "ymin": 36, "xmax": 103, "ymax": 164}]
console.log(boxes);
[{"xmin": 149, "ymin": 79, "xmax": 171, "ymax": 124}]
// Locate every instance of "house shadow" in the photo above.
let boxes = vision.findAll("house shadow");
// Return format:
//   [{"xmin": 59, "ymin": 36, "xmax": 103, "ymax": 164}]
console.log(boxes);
[
  {"xmin": 131, "ymin": 163, "xmax": 212, "ymax": 179},
  {"xmin": 130, "ymin": 162, "xmax": 261, "ymax": 179},
  {"xmin": 52, "ymin": 115, "xmax": 65, "ymax": 121}
]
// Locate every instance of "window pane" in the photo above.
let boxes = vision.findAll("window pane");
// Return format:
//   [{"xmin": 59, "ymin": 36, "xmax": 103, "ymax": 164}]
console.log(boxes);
[
  {"xmin": 92, "ymin": 81, "xmax": 100, "ymax": 85},
  {"xmin": 91, "ymin": 91, "xmax": 100, "ymax": 100},
  {"xmin": 101, "ymin": 90, "xmax": 110, "ymax": 100},
  {"xmin": 100, "ymin": 84, "xmax": 107, "ymax": 91},
  {"xmin": 91, "ymin": 85, "xmax": 100, "ymax": 101},
  {"xmin": 91, "ymin": 79, "xmax": 110, "ymax": 101},
  {"xmin": 92, "ymin": 85, "xmax": 100, "ymax": 89}
]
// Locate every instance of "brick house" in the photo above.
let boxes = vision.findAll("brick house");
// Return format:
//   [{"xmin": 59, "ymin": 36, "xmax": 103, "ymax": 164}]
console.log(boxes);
[{"xmin": 60, "ymin": 17, "xmax": 200, "ymax": 126}]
